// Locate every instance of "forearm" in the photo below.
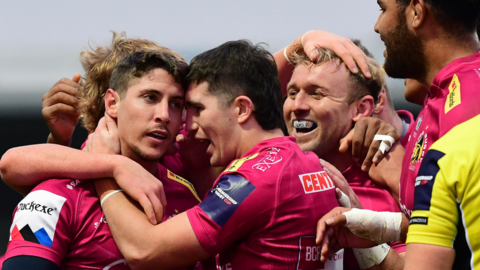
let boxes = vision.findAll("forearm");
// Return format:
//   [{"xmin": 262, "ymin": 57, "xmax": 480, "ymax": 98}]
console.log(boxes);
[
  {"xmin": 97, "ymin": 178, "xmax": 207, "ymax": 270},
  {"xmin": 367, "ymin": 250, "xmax": 404, "ymax": 270},
  {"xmin": 404, "ymin": 244, "xmax": 454, "ymax": 270},
  {"xmin": 274, "ymin": 36, "xmax": 302, "ymax": 98},
  {"xmin": 0, "ymin": 144, "xmax": 122, "ymax": 194}
]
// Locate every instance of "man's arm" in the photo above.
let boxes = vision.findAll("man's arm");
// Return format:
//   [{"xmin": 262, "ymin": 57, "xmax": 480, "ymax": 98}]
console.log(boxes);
[
  {"xmin": 362, "ymin": 249, "xmax": 405, "ymax": 270},
  {"xmin": 403, "ymin": 244, "xmax": 454, "ymax": 270},
  {"xmin": 0, "ymin": 144, "xmax": 120, "ymax": 195},
  {"xmin": 95, "ymin": 178, "xmax": 210, "ymax": 270}
]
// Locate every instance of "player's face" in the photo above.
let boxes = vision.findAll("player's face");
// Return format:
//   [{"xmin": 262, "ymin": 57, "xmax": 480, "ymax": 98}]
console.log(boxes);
[
  {"xmin": 116, "ymin": 68, "xmax": 184, "ymax": 163},
  {"xmin": 185, "ymin": 81, "xmax": 236, "ymax": 167},
  {"xmin": 284, "ymin": 63, "xmax": 356, "ymax": 158},
  {"xmin": 375, "ymin": 0, "xmax": 426, "ymax": 80}
]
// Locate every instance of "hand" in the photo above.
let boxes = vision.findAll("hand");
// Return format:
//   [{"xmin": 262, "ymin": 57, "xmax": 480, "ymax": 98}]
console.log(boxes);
[
  {"xmin": 84, "ymin": 113, "xmax": 120, "ymax": 155},
  {"xmin": 43, "ymin": 74, "xmax": 82, "ymax": 146},
  {"xmin": 111, "ymin": 156, "xmax": 167, "ymax": 225},
  {"xmin": 320, "ymin": 159, "xmax": 362, "ymax": 209},
  {"xmin": 316, "ymin": 207, "xmax": 376, "ymax": 262},
  {"xmin": 339, "ymin": 117, "xmax": 400, "ymax": 172},
  {"xmin": 301, "ymin": 30, "xmax": 372, "ymax": 78}
]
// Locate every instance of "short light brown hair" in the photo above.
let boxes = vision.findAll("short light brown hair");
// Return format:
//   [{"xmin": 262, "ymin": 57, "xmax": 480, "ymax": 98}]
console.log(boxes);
[
  {"xmin": 290, "ymin": 45, "xmax": 385, "ymax": 105},
  {"xmin": 78, "ymin": 31, "xmax": 186, "ymax": 133}
]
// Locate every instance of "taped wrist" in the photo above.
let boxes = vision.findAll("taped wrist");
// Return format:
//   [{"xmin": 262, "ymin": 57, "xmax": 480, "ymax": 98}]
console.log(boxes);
[
  {"xmin": 353, "ymin": 243, "xmax": 391, "ymax": 269},
  {"xmin": 343, "ymin": 208, "xmax": 402, "ymax": 244}
]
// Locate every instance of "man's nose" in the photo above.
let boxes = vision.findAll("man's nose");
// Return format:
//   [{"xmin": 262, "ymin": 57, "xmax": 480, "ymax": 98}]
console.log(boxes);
[{"xmin": 156, "ymin": 100, "xmax": 170, "ymax": 124}]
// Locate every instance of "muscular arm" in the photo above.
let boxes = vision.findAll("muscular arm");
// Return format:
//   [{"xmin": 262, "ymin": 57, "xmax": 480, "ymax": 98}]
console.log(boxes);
[
  {"xmin": 367, "ymin": 250, "xmax": 405, "ymax": 270},
  {"xmin": 0, "ymin": 144, "xmax": 123, "ymax": 195},
  {"xmin": 95, "ymin": 178, "xmax": 210, "ymax": 270},
  {"xmin": 404, "ymin": 244, "xmax": 454, "ymax": 270}
]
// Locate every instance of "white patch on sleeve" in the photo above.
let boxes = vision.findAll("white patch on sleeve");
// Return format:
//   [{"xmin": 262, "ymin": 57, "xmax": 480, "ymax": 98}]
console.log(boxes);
[{"xmin": 10, "ymin": 190, "xmax": 67, "ymax": 244}]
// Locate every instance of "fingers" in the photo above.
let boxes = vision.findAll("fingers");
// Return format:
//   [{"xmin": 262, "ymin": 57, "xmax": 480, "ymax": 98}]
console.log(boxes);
[
  {"xmin": 42, "ymin": 103, "xmax": 80, "ymax": 119},
  {"xmin": 138, "ymin": 195, "xmax": 158, "ymax": 225},
  {"xmin": 104, "ymin": 113, "xmax": 118, "ymax": 134},
  {"xmin": 326, "ymin": 213, "xmax": 347, "ymax": 227},
  {"xmin": 338, "ymin": 129, "xmax": 354, "ymax": 153},
  {"xmin": 43, "ymin": 78, "xmax": 79, "ymax": 101},
  {"xmin": 343, "ymin": 41, "xmax": 372, "ymax": 78},
  {"xmin": 147, "ymin": 190, "xmax": 164, "ymax": 225},
  {"xmin": 72, "ymin": 73, "xmax": 82, "ymax": 83},
  {"xmin": 43, "ymin": 91, "xmax": 79, "ymax": 110},
  {"xmin": 350, "ymin": 123, "xmax": 368, "ymax": 164}
]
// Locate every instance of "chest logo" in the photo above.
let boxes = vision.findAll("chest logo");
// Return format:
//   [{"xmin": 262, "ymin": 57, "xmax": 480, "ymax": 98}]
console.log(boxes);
[
  {"xmin": 411, "ymin": 131, "xmax": 428, "ymax": 164},
  {"xmin": 299, "ymin": 171, "xmax": 335, "ymax": 194},
  {"xmin": 445, "ymin": 74, "xmax": 461, "ymax": 114}
]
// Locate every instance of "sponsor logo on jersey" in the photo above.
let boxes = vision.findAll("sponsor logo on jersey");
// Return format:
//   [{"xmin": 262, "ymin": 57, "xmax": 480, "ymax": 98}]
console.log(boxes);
[
  {"xmin": 413, "ymin": 149, "xmax": 445, "ymax": 212},
  {"xmin": 411, "ymin": 131, "xmax": 428, "ymax": 165},
  {"xmin": 10, "ymin": 190, "xmax": 67, "ymax": 247},
  {"xmin": 474, "ymin": 68, "xmax": 480, "ymax": 78},
  {"xmin": 297, "ymin": 236, "xmax": 343, "ymax": 270},
  {"xmin": 252, "ymin": 147, "xmax": 283, "ymax": 172},
  {"xmin": 66, "ymin": 179, "xmax": 82, "ymax": 190},
  {"xmin": 415, "ymin": 175, "xmax": 434, "ymax": 186},
  {"xmin": 410, "ymin": 217, "xmax": 428, "ymax": 225},
  {"xmin": 225, "ymin": 153, "xmax": 259, "ymax": 172},
  {"xmin": 217, "ymin": 263, "xmax": 232, "ymax": 270},
  {"xmin": 298, "ymin": 171, "xmax": 335, "ymax": 194},
  {"xmin": 415, "ymin": 115, "xmax": 423, "ymax": 131},
  {"xmin": 445, "ymin": 74, "xmax": 461, "ymax": 114},
  {"xmin": 200, "ymin": 175, "xmax": 255, "ymax": 227},
  {"xmin": 167, "ymin": 170, "xmax": 201, "ymax": 202}
]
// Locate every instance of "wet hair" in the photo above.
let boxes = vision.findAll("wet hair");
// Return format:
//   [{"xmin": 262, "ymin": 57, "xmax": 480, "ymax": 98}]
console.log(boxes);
[
  {"xmin": 109, "ymin": 50, "xmax": 187, "ymax": 97},
  {"xmin": 186, "ymin": 40, "xmax": 285, "ymax": 131},
  {"xmin": 78, "ymin": 32, "xmax": 186, "ymax": 132}
]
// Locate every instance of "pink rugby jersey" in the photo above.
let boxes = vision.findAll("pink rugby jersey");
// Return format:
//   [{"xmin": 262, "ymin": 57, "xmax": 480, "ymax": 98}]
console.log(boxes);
[
  {"xmin": 342, "ymin": 165, "xmax": 406, "ymax": 269},
  {"xmin": 187, "ymin": 136, "xmax": 343, "ymax": 270},
  {"xmin": 4, "ymin": 163, "xmax": 200, "ymax": 270},
  {"xmin": 400, "ymin": 52, "xmax": 480, "ymax": 219}
]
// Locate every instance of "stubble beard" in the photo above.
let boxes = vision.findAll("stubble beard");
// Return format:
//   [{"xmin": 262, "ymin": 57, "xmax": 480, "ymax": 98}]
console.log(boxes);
[{"xmin": 383, "ymin": 13, "xmax": 428, "ymax": 81}]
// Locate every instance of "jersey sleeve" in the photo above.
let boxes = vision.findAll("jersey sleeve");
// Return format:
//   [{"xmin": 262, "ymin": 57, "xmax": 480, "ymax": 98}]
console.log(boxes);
[
  {"xmin": 186, "ymin": 173, "xmax": 273, "ymax": 255},
  {"xmin": 406, "ymin": 148, "xmax": 459, "ymax": 248},
  {"xmin": 439, "ymin": 71, "xmax": 480, "ymax": 136},
  {"xmin": 4, "ymin": 185, "xmax": 74, "ymax": 267}
]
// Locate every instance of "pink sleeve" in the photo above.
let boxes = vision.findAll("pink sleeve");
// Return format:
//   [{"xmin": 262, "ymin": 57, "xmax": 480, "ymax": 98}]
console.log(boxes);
[
  {"xmin": 389, "ymin": 241, "xmax": 406, "ymax": 254},
  {"xmin": 439, "ymin": 71, "xmax": 480, "ymax": 136},
  {"xmin": 186, "ymin": 173, "xmax": 273, "ymax": 255},
  {"xmin": 3, "ymin": 183, "xmax": 75, "ymax": 267}
]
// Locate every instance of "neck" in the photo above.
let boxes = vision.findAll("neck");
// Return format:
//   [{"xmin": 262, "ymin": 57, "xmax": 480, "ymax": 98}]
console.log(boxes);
[
  {"xmin": 422, "ymin": 33, "xmax": 479, "ymax": 87},
  {"xmin": 236, "ymin": 127, "xmax": 284, "ymax": 159},
  {"xmin": 318, "ymin": 149, "xmax": 354, "ymax": 173},
  {"xmin": 120, "ymin": 145, "xmax": 158, "ymax": 176}
]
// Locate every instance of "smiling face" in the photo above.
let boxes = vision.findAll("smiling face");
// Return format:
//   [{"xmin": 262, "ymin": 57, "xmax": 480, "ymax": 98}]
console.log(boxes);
[
  {"xmin": 375, "ymin": 0, "xmax": 427, "ymax": 80},
  {"xmin": 114, "ymin": 68, "xmax": 184, "ymax": 164},
  {"xmin": 284, "ymin": 63, "xmax": 356, "ymax": 158},
  {"xmin": 185, "ymin": 81, "xmax": 237, "ymax": 167}
]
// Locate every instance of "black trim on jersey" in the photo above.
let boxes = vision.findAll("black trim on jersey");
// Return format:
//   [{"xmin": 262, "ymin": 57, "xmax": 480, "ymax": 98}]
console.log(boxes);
[
  {"xmin": 414, "ymin": 149, "xmax": 445, "ymax": 211},
  {"xmin": 453, "ymin": 203, "xmax": 472, "ymax": 270},
  {"xmin": 3, "ymin": 255, "xmax": 59, "ymax": 270}
]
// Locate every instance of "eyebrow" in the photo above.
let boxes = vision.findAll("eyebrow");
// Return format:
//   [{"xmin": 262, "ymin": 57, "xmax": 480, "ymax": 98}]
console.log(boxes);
[
  {"xmin": 140, "ymin": 89, "xmax": 185, "ymax": 99},
  {"xmin": 186, "ymin": 100, "xmax": 203, "ymax": 108}
]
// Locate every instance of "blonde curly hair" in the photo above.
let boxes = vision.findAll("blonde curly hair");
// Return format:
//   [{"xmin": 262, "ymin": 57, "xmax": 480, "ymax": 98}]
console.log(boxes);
[{"xmin": 78, "ymin": 31, "xmax": 186, "ymax": 133}]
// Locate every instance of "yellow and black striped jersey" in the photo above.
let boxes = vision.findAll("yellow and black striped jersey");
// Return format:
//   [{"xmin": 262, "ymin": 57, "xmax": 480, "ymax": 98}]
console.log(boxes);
[{"xmin": 407, "ymin": 114, "xmax": 480, "ymax": 269}]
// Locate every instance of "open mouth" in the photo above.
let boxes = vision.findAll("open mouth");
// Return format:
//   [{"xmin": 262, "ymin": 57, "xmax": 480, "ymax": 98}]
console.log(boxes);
[
  {"xmin": 147, "ymin": 132, "xmax": 167, "ymax": 140},
  {"xmin": 293, "ymin": 120, "xmax": 318, "ymax": 134}
]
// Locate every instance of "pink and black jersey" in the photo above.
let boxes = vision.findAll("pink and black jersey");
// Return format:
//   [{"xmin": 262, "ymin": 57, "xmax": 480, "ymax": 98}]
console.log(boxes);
[
  {"xmin": 187, "ymin": 137, "xmax": 343, "ymax": 269},
  {"xmin": 4, "ymin": 164, "xmax": 200, "ymax": 270},
  {"xmin": 400, "ymin": 52, "xmax": 480, "ymax": 219},
  {"xmin": 342, "ymin": 165, "xmax": 406, "ymax": 269}
]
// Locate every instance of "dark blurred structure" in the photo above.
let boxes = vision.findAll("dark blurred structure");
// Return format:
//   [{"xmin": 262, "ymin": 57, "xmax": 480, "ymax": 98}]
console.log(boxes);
[{"xmin": 0, "ymin": 114, "xmax": 88, "ymax": 254}]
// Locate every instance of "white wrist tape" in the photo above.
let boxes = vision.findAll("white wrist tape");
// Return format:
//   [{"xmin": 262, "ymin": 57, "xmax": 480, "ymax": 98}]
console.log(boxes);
[
  {"xmin": 353, "ymin": 244, "xmax": 391, "ymax": 269},
  {"xmin": 373, "ymin": 135, "xmax": 395, "ymax": 154},
  {"xmin": 283, "ymin": 46, "xmax": 292, "ymax": 64},
  {"xmin": 343, "ymin": 208, "xmax": 402, "ymax": 244},
  {"xmin": 100, "ymin": 189, "xmax": 123, "ymax": 206},
  {"xmin": 337, "ymin": 189, "xmax": 352, "ymax": 208}
]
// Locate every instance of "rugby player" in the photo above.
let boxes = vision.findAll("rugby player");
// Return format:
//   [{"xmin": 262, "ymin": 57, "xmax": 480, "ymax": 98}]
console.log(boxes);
[
  {"xmin": 2, "ymin": 40, "xmax": 343, "ymax": 269},
  {"xmin": 283, "ymin": 42, "xmax": 406, "ymax": 269},
  {"xmin": 310, "ymin": 0, "xmax": 480, "ymax": 267},
  {"xmin": 0, "ymin": 49, "xmax": 203, "ymax": 269}
]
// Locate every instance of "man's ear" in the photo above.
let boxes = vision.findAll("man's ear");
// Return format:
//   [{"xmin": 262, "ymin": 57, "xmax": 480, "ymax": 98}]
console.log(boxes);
[
  {"xmin": 104, "ymin": 89, "xmax": 120, "ymax": 118},
  {"xmin": 233, "ymin": 96, "xmax": 254, "ymax": 124},
  {"xmin": 409, "ymin": 0, "xmax": 426, "ymax": 29},
  {"xmin": 352, "ymin": 95, "xmax": 375, "ymax": 122},
  {"xmin": 374, "ymin": 88, "xmax": 387, "ymax": 115}
]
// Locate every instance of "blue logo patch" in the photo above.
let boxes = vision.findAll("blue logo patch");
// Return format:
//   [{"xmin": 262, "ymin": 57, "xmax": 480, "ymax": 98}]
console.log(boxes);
[
  {"xmin": 199, "ymin": 174, "xmax": 256, "ymax": 227},
  {"xmin": 414, "ymin": 149, "xmax": 445, "ymax": 211}
]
